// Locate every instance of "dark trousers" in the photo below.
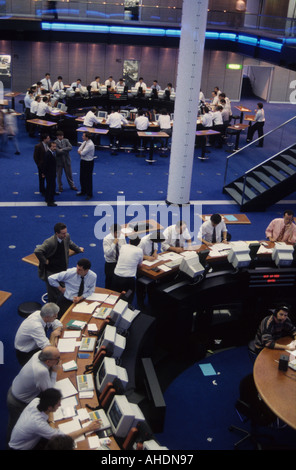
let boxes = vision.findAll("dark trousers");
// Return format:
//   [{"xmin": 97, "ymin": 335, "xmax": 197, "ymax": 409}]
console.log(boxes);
[
  {"xmin": 112, "ymin": 274, "xmax": 135, "ymax": 302},
  {"xmin": 38, "ymin": 168, "xmax": 45, "ymax": 195},
  {"xmin": 80, "ymin": 159, "xmax": 94, "ymax": 197},
  {"xmin": 104, "ymin": 262, "xmax": 117, "ymax": 290},
  {"xmin": 57, "ymin": 295, "xmax": 73, "ymax": 319},
  {"xmin": 6, "ymin": 387, "xmax": 27, "ymax": 445},
  {"xmin": 45, "ymin": 175, "xmax": 56, "ymax": 203},
  {"xmin": 15, "ymin": 348, "xmax": 39, "ymax": 367},
  {"xmin": 247, "ymin": 122, "xmax": 265, "ymax": 147}
]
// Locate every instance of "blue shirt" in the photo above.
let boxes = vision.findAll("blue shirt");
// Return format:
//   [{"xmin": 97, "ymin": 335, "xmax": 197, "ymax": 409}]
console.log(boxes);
[{"xmin": 48, "ymin": 267, "xmax": 97, "ymax": 301}]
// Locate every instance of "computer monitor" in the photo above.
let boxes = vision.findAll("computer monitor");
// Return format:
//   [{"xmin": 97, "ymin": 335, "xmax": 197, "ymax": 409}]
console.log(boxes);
[
  {"xmin": 158, "ymin": 90, "xmax": 165, "ymax": 99},
  {"xmin": 170, "ymin": 92, "xmax": 176, "ymax": 101},
  {"xmin": 106, "ymin": 395, "xmax": 135, "ymax": 438},
  {"xmin": 117, "ymin": 308, "xmax": 140, "ymax": 332},
  {"xmin": 120, "ymin": 110, "xmax": 129, "ymax": 118},
  {"xmin": 110, "ymin": 299, "xmax": 128, "ymax": 327},
  {"xmin": 179, "ymin": 255, "xmax": 205, "ymax": 279},
  {"xmin": 97, "ymin": 324, "xmax": 116, "ymax": 354},
  {"xmin": 97, "ymin": 110, "xmax": 107, "ymax": 119},
  {"xmin": 116, "ymin": 86, "xmax": 124, "ymax": 93},
  {"xmin": 57, "ymin": 102, "xmax": 67, "ymax": 112},
  {"xmin": 143, "ymin": 439, "xmax": 168, "ymax": 450},
  {"xmin": 96, "ymin": 356, "xmax": 128, "ymax": 393},
  {"xmin": 100, "ymin": 85, "xmax": 107, "ymax": 95},
  {"xmin": 272, "ymin": 243, "xmax": 294, "ymax": 267},
  {"xmin": 131, "ymin": 87, "xmax": 138, "ymax": 96},
  {"xmin": 128, "ymin": 402, "xmax": 146, "ymax": 428},
  {"xmin": 227, "ymin": 242, "xmax": 251, "ymax": 268},
  {"xmin": 113, "ymin": 333, "xmax": 126, "ymax": 359}
]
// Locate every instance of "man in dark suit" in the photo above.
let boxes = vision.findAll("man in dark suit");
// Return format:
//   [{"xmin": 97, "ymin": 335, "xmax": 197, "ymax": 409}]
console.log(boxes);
[
  {"xmin": 43, "ymin": 141, "xmax": 57, "ymax": 207},
  {"xmin": 34, "ymin": 222, "xmax": 84, "ymax": 303},
  {"xmin": 33, "ymin": 133, "xmax": 50, "ymax": 195}
]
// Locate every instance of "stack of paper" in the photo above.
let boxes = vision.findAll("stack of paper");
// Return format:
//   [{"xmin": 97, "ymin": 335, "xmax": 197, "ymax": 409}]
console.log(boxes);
[
  {"xmin": 72, "ymin": 301, "xmax": 100, "ymax": 314},
  {"xmin": 58, "ymin": 338, "xmax": 77, "ymax": 353},
  {"xmin": 66, "ymin": 319, "xmax": 87, "ymax": 330},
  {"xmin": 55, "ymin": 378, "xmax": 78, "ymax": 398}
]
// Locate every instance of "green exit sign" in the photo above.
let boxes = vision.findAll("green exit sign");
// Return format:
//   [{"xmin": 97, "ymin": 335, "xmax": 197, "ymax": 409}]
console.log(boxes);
[{"xmin": 227, "ymin": 64, "xmax": 243, "ymax": 70}]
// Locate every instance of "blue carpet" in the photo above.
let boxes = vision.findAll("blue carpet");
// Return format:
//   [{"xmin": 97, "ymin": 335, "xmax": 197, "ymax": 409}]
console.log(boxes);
[{"xmin": 156, "ymin": 347, "xmax": 296, "ymax": 450}]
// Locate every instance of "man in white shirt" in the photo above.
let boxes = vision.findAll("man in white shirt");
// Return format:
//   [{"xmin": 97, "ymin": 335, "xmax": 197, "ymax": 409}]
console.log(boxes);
[
  {"xmin": 103, "ymin": 223, "xmax": 126, "ymax": 289},
  {"xmin": 52, "ymin": 76, "xmax": 64, "ymax": 92},
  {"xmin": 14, "ymin": 303, "xmax": 62, "ymax": 366},
  {"xmin": 211, "ymin": 90, "xmax": 219, "ymax": 107},
  {"xmin": 197, "ymin": 213, "xmax": 229, "ymax": 246},
  {"xmin": 6, "ymin": 346, "xmax": 61, "ymax": 438},
  {"xmin": 40, "ymin": 73, "xmax": 52, "ymax": 93},
  {"xmin": 48, "ymin": 258, "xmax": 97, "ymax": 317},
  {"xmin": 162, "ymin": 221, "xmax": 192, "ymax": 253},
  {"xmin": 139, "ymin": 230, "xmax": 164, "ymax": 261},
  {"xmin": 77, "ymin": 131, "xmax": 95, "ymax": 199},
  {"xmin": 210, "ymin": 106, "xmax": 224, "ymax": 147},
  {"xmin": 135, "ymin": 77, "xmax": 147, "ymax": 92},
  {"xmin": 36, "ymin": 96, "xmax": 52, "ymax": 119},
  {"xmin": 90, "ymin": 76, "xmax": 101, "ymax": 92},
  {"xmin": 113, "ymin": 237, "xmax": 143, "ymax": 302},
  {"xmin": 134, "ymin": 110, "xmax": 149, "ymax": 131},
  {"xmin": 8, "ymin": 388, "xmax": 102, "ymax": 450},
  {"xmin": 105, "ymin": 76, "xmax": 116, "ymax": 89},
  {"xmin": 83, "ymin": 107, "xmax": 100, "ymax": 127},
  {"xmin": 106, "ymin": 106, "xmax": 128, "ymax": 154},
  {"xmin": 246, "ymin": 102, "xmax": 265, "ymax": 147},
  {"xmin": 70, "ymin": 79, "xmax": 82, "ymax": 93}
]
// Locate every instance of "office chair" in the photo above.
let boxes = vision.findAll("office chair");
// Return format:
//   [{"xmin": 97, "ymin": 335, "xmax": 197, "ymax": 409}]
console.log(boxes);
[
  {"xmin": 229, "ymin": 373, "xmax": 276, "ymax": 449},
  {"xmin": 247, "ymin": 338, "xmax": 258, "ymax": 363}
]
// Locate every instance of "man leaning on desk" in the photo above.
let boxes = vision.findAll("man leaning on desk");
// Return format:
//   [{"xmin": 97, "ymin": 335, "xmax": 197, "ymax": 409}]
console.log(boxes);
[
  {"xmin": 265, "ymin": 210, "xmax": 296, "ymax": 244},
  {"xmin": 197, "ymin": 214, "xmax": 229, "ymax": 246},
  {"xmin": 161, "ymin": 221, "xmax": 192, "ymax": 253}
]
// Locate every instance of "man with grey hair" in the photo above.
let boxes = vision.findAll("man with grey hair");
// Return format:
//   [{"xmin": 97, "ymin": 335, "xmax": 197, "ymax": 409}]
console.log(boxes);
[
  {"xmin": 6, "ymin": 345, "xmax": 61, "ymax": 441},
  {"xmin": 14, "ymin": 303, "xmax": 62, "ymax": 366}
]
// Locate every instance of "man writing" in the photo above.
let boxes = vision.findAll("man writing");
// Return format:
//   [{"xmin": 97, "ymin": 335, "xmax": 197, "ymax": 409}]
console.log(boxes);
[
  {"xmin": 198, "ymin": 213, "xmax": 229, "ymax": 246},
  {"xmin": 48, "ymin": 258, "xmax": 97, "ymax": 317},
  {"xmin": 265, "ymin": 210, "xmax": 296, "ymax": 244}
]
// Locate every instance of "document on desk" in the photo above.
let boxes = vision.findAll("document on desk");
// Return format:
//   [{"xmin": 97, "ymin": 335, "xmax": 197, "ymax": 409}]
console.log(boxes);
[
  {"xmin": 62, "ymin": 360, "xmax": 78, "ymax": 372},
  {"xmin": 104, "ymin": 294, "xmax": 119, "ymax": 305},
  {"xmin": 58, "ymin": 337, "xmax": 77, "ymax": 353},
  {"xmin": 58, "ymin": 417, "xmax": 84, "ymax": 443},
  {"xmin": 63, "ymin": 330, "xmax": 81, "ymax": 339},
  {"xmin": 208, "ymin": 244, "xmax": 231, "ymax": 257},
  {"xmin": 72, "ymin": 301, "xmax": 100, "ymax": 314},
  {"xmin": 55, "ymin": 378, "xmax": 78, "ymax": 398},
  {"xmin": 85, "ymin": 292, "xmax": 109, "ymax": 302}
]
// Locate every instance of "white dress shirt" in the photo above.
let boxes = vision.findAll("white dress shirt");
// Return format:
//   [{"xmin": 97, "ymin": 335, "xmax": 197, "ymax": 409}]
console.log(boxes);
[
  {"xmin": 9, "ymin": 398, "xmax": 63, "ymax": 450},
  {"xmin": 157, "ymin": 114, "xmax": 171, "ymax": 130},
  {"xmin": 105, "ymin": 79, "xmax": 116, "ymax": 88},
  {"xmin": 114, "ymin": 244, "xmax": 143, "ymax": 278},
  {"xmin": 135, "ymin": 81, "xmax": 147, "ymax": 91},
  {"xmin": 14, "ymin": 310, "xmax": 62, "ymax": 353},
  {"xmin": 103, "ymin": 233, "xmax": 126, "ymax": 263},
  {"xmin": 11, "ymin": 351, "xmax": 57, "ymax": 403},
  {"xmin": 30, "ymin": 100, "xmax": 39, "ymax": 114},
  {"xmin": 40, "ymin": 77, "xmax": 52, "ymax": 92},
  {"xmin": 83, "ymin": 111, "xmax": 100, "ymax": 127},
  {"xmin": 90, "ymin": 80, "xmax": 101, "ymax": 91},
  {"xmin": 78, "ymin": 139, "xmax": 95, "ymax": 161},
  {"xmin": 255, "ymin": 108, "xmax": 265, "ymax": 122},
  {"xmin": 139, "ymin": 234, "xmax": 160, "ymax": 256},
  {"xmin": 52, "ymin": 80, "xmax": 64, "ymax": 92},
  {"xmin": 134, "ymin": 115, "xmax": 149, "ymax": 130},
  {"xmin": 106, "ymin": 112, "xmax": 128, "ymax": 129},
  {"xmin": 24, "ymin": 93, "xmax": 34, "ymax": 109},
  {"xmin": 201, "ymin": 113, "xmax": 213, "ymax": 127},
  {"xmin": 162, "ymin": 224, "xmax": 191, "ymax": 251},
  {"xmin": 36, "ymin": 101, "xmax": 51, "ymax": 117},
  {"xmin": 197, "ymin": 220, "xmax": 227, "ymax": 243},
  {"xmin": 211, "ymin": 111, "xmax": 223, "ymax": 125},
  {"xmin": 48, "ymin": 267, "xmax": 97, "ymax": 301}
]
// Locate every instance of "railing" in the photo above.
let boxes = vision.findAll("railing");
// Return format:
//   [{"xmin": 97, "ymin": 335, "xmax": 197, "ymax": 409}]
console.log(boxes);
[
  {"xmin": 223, "ymin": 115, "xmax": 296, "ymax": 206},
  {"xmin": 0, "ymin": 2, "xmax": 296, "ymax": 37}
]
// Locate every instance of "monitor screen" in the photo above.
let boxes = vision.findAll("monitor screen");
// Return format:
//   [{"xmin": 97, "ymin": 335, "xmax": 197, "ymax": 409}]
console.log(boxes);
[
  {"xmin": 107, "ymin": 395, "xmax": 135, "ymax": 438},
  {"xmin": 98, "ymin": 111, "xmax": 107, "ymax": 119},
  {"xmin": 57, "ymin": 102, "xmax": 62, "ymax": 109}
]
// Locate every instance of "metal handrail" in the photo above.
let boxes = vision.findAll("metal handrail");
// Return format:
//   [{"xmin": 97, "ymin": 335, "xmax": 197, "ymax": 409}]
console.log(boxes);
[{"xmin": 223, "ymin": 115, "xmax": 296, "ymax": 188}]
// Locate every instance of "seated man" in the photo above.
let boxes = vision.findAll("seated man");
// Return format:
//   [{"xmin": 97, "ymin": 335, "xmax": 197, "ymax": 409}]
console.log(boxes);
[
  {"xmin": 106, "ymin": 106, "xmax": 128, "ymax": 155},
  {"xmin": 14, "ymin": 303, "xmax": 62, "ymax": 366},
  {"xmin": 254, "ymin": 304, "xmax": 296, "ymax": 354},
  {"xmin": 265, "ymin": 210, "xmax": 296, "ymax": 244},
  {"xmin": 139, "ymin": 230, "xmax": 165, "ymax": 261},
  {"xmin": 48, "ymin": 258, "xmax": 97, "ymax": 317},
  {"xmin": 197, "ymin": 213, "xmax": 229, "ymax": 246},
  {"xmin": 162, "ymin": 220, "xmax": 192, "ymax": 253},
  {"xmin": 83, "ymin": 107, "xmax": 100, "ymax": 128}
]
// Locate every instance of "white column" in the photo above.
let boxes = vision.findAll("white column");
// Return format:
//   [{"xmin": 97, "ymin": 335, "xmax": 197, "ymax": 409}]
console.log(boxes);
[{"xmin": 166, "ymin": 0, "xmax": 209, "ymax": 205}]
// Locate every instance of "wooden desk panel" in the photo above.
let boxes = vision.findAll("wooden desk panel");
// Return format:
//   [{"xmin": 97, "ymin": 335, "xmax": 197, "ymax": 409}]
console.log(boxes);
[
  {"xmin": 22, "ymin": 250, "xmax": 77, "ymax": 267},
  {"xmin": 57, "ymin": 287, "xmax": 121, "ymax": 450},
  {"xmin": 0, "ymin": 290, "xmax": 12, "ymax": 307},
  {"xmin": 200, "ymin": 214, "xmax": 251, "ymax": 224},
  {"xmin": 254, "ymin": 337, "xmax": 296, "ymax": 430}
]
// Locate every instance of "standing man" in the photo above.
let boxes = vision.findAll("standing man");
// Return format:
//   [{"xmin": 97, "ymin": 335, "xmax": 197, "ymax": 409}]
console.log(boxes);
[
  {"xmin": 34, "ymin": 222, "xmax": 84, "ymax": 303},
  {"xmin": 113, "ymin": 237, "xmax": 143, "ymax": 302},
  {"xmin": 40, "ymin": 73, "xmax": 52, "ymax": 93},
  {"xmin": 162, "ymin": 221, "xmax": 192, "ymax": 253},
  {"xmin": 103, "ymin": 223, "xmax": 126, "ymax": 290},
  {"xmin": 55, "ymin": 130, "xmax": 77, "ymax": 192},
  {"xmin": 247, "ymin": 102, "xmax": 265, "ymax": 147},
  {"xmin": 106, "ymin": 106, "xmax": 128, "ymax": 155},
  {"xmin": 48, "ymin": 258, "xmax": 97, "ymax": 317},
  {"xmin": 139, "ymin": 230, "xmax": 164, "ymax": 261},
  {"xmin": 197, "ymin": 213, "xmax": 229, "ymax": 246},
  {"xmin": 14, "ymin": 303, "xmax": 62, "ymax": 366},
  {"xmin": 265, "ymin": 210, "xmax": 296, "ymax": 244},
  {"xmin": 77, "ymin": 131, "xmax": 95, "ymax": 200},
  {"xmin": 43, "ymin": 141, "xmax": 58, "ymax": 207},
  {"xmin": 33, "ymin": 133, "xmax": 50, "ymax": 196}
]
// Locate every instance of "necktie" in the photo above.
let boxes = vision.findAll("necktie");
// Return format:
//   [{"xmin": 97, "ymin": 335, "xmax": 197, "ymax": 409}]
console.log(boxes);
[
  {"xmin": 45, "ymin": 324, "xmax": 53, "ymax": 339},
  {"xmin": 175, "ymin": 239, "xmax": 180, "ymax": 248},
  {"xmin": 212, "ymin": 227, "xmax": 216, "ymax": 243},
  {"xmin": 59, "ymin": 82, "xmax": 61, "ymax": 89},
  {"xmin": 150, "ymin": 242, "xmax": 155, "ymax": 256},
  {"xmin": 47, "ymin": 79, "xmax": 50, "ymax": 91},
  {"xmin": 115, "ymin": 243, "xmax": 119, "ymax": 261},
  {"xmin": 277, "ymin": 225, "xmax": 286, "ymax": 241},
  {"xmin": 78, "ymin": 276, "xmax": 84, "ymax": 297},
  {"xmin": 97, "ymin": 82, "xmax": 99, "ymax": 89}
]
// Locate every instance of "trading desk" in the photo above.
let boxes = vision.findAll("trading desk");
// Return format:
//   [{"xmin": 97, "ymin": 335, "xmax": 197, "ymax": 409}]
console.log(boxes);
[
  {"xmin": 54, "ymin": 287, "xmax": 121, "ymax": 450},
  {"xmin": 254, "ymin": 337, "xmax": 296, "ymax": 430}
]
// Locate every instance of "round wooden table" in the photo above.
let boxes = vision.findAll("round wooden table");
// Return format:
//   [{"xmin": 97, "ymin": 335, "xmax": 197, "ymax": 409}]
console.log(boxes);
[{"xmin": 253, "ymin": 337, "xmax": 296, "ymax": 430}]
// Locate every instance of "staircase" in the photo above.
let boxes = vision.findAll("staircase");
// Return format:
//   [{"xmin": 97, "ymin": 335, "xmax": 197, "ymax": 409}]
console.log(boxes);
[{"xmin": 223, "ymin": 143, "xmax": 296, "ymax": 211}]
